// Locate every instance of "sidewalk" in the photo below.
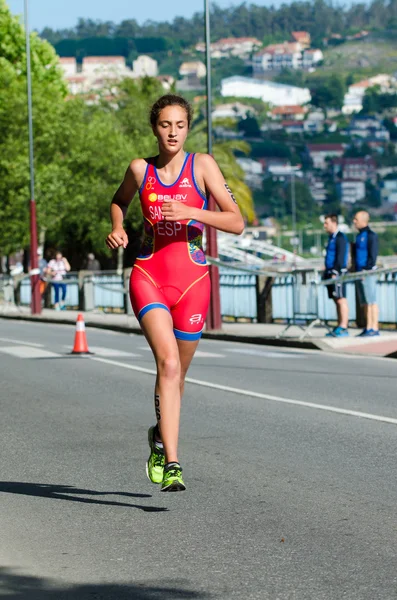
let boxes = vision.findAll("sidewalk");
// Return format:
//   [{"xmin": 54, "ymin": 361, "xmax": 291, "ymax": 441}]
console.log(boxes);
[{"xmin": 1, "ymin": 305, "xmax": 397, "ymax": 358}]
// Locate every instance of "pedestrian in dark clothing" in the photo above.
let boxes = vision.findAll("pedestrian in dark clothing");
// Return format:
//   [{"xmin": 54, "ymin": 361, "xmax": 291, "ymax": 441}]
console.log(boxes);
[
  {"xmin": 323, "ymin": 214, "xmax": 349, "ymax": 337},
  {"xmin": 353, "ymin": 210, "xmax": 379, "ymax": 337}
]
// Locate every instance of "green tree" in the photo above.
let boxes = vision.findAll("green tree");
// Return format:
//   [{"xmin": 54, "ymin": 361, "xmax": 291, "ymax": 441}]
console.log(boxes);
[
  {"xmin": 365, "ymin": 181, "xmax": 381, "ymax": 207},
  {"xmin": 383, "ymin": 117, "xmax": 397, "ymax": 140},
  {"xmin": 237, "ymin": 116, "xmax": 261, "ymax": 138},
  {"xmin": 323, "ymin": 181, "xmax": 342, "ymax": 214},
  {"xmin": 310, "ymin": 75, "xmax": 346, "ymax": 113},
  {"xmin": 40, "ymin": 98, "xmax": 137, "ymax": 262},
  {"xmin": 0, "ymin": 0, "xmax": 67, "ymax": 258},
  {"xmin": 344, "ymin": 143, "xmax": 373, "ymax": 157},
  {"xmin": 361, "ymin": 87, "xmax": 381, "ymax": 114},
  {"xmin": 38, "ymin": 0, "xmax": 397, "ymax": 52},
  {"xmin": 286, "ymin": 179, "xmax": 320, "ymax": 224}
]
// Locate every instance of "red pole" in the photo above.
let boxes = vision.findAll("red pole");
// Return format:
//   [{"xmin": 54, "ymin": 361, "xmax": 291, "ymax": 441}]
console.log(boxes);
[
  {"xmin": 30, "ymin": 200, "xmax": 41, "ymax": 314},
  {"xmin": 206, "ymin": 196, "xmax": 222, "ymax": 331},
  {"xmin": 25, "ymin": 0, "xmax": 41, "ymax": 315}
]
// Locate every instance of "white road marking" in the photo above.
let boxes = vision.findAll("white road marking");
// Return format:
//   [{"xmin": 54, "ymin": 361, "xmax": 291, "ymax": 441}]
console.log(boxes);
[
  {"xmin": 225, "ymin": 348, "xmax": 303, "ymax": 358},
  {"xmin": 90, "ymin": 356, "xmax": 397, "ymax": 426},
  {"xmin": 0, "ymin": 346, "xmax": 60, "ymax": 359},
  {"xmin": 63, "ymin": 345, "xmax": 139, "ymax": 357},
  {"xmin": 138, "ymin": 346, "xmax": 224, "ymax": 358},
  {"xmin": 85, "ymin": 346, "xmax": 139, "ymax": 357},
  {"xmin": 193, "ymin": 351, "xmax": 225, "ymax": 358},
  {"xmin": 0, "ymin": 337, "xmax": 44, "ymax": 348}
]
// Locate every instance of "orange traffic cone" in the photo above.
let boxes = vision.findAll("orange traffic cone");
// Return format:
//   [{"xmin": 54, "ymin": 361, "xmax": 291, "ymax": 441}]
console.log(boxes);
[{"xmin": 71, "ymin": 314, "xmax": 92, "ymax": 354}]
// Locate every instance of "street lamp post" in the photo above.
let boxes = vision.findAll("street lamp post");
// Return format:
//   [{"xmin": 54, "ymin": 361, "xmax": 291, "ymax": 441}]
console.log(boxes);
[
  {"xmin": 204, "ymin": 0, "xmax": 221, "ymax": 331},
  {"xmin": 205, "ymin": 0, "xmax": 213, "ymax": 157},
  {"xmin": 291, "ymin": 170, "xmax": 297, "ymax": 268},
  {"xmin": 24, "ymin": 0, "xmax": 41, "ymax": 314}
]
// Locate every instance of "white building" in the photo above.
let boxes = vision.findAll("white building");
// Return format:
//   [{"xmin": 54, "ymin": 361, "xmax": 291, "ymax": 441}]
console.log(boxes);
[
  {"xmin": 337, "ymin": 180, "xmax": 366, "ymax": 204},
  {"xmin": 342, "ymin": 81, "xmax": 371, "ymax": 115},
  {"xmin": 196, "ymin": 37, "xmax": 262, "ymax": 58},
  {"xmin": 66, "ymin": 75, "xmax": 88, "ymax": 95},
  {"xmin": 221, "ymin": 76, "xmax": 311, "ymax": 107},
  {"xmin": 342, "ymin": 74, "xmax": 397, "ymax": 114},
  {"xmin": 291, "ymin": 31, "xmax": 311, "ymax": 48},
  {"xmin": 59, "ymin": 57, "xmax": 77, "ymax": 77},
  {"xmin": 302, "ymin": 49, "xmax": 323, "ymax": 69},
  {"xmin": 380, "ymin": 179, "xmax": 397, "ymax": 204},
  {"xmin": 212, "ymin": 102, "xmax": 256, "ymax": 120},
  {"xmin": 82, "ymin": 56, "xmax": 130, "ymax": 78},
  {"xmin": 348, "ymin": 116, "xmax": 390, "ymax": 142},
  {"xmin": 303, "ymin": 110, "xmax": 326, "ymax": 134},
  {"xmin": 157, "ymin": 75, "xmax": 175, "ymax": 90},
  {"xmin": 253, "ymin": 43, "xmax": 322, "ymax": 75},
  {"xmin": 236, "ymin": 158, "xmax": 264, "ymax": 189},
  {"xmin": 253, "ymin": 43, "xmax": 302, "ymax": 74},
  {"xmin": 60, "ymin": 55, "xmax": 135, "ymax": 97},
  {"xmin": 268, "ymin": 165, "xmax": 303, "ymax": 178},
  {"xmin": 132, "ymin": 55, "xmax": 158, "ymax": 78},
  {"xmin": 282, "ymin": 120, "xmax": 304, "ymax": 134},
  {"xmin": 270, "ymin": 105, "xmax": 307, "ymax": 120},
  {"xmin": 307, "ymin": 175, "xmax": 327, "ymax": 203},
  {"xmin": 179, "ymin": 61, "xmax": 206, "ymax": 78},
  {"xmin": 307, "ymin": 143, "xmax": 345, "ymax": 169}
]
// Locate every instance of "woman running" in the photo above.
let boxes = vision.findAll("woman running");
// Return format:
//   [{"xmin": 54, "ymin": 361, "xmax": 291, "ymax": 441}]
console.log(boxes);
[{"xmin": 106, "ymin": 94, "xmax": 244, "ymax": 492}]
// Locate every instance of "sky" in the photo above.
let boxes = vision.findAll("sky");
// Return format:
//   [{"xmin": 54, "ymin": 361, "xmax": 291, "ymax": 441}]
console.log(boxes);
[{"xmin": 8, "ymin": 0, "xmax": 293, "ymax": 31}]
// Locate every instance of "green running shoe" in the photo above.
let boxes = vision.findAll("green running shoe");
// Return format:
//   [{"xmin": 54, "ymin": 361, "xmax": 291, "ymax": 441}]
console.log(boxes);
[
  {"xmin": 146, "ymin": 426, "xmax": 165, "ymax": 484},
  {"xmin": 161, "ymin": 462, "xmax": 186, "ymax": 492}
]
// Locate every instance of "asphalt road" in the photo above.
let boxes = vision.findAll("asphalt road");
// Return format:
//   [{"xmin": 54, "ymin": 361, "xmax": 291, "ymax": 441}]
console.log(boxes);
[{"xmin": 0, "ymin": 318, "xmax": 397, "ymax": 600}]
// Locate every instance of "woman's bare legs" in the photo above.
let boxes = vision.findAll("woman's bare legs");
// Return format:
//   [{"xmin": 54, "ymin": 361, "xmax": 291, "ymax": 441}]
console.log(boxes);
[
  {"xmin": 140, "ymin": 309, "xmax": 181, "ymax": 464},
  {"xmin": 140, "ymin": 308, "xmax": 202, "ymax": 465},
  {"xmin": 176, "ymin": 338, "xmax": 200, "ymax": 399}
]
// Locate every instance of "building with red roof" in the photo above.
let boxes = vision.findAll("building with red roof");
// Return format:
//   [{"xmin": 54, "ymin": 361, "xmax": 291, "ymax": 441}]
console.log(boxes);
[{"xmin": 291, "ymin": 31, "xmax": 311, "ymax": 47}]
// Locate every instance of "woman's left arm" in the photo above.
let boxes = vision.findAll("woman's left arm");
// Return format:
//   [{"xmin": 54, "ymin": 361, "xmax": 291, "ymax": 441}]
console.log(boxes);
[
  {"xmin": 63, "ymin": 258, "xmax": 71, "ymax": 272},
  {"xmin": 161, "ymin": 154, "xmax": 245, "ymax": 235}
]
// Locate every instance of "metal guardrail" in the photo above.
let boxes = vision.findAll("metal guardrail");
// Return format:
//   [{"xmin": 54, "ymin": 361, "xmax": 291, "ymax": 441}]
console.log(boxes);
[
  {"xmin": 2, "ymin": 268, "xmax": 258, "ymax": 321},
  {"xmin": 19, "ymin": 272, "xmax": 80, "ymax": 307},
  {"xmin": 220, "ymin": 269, "xmax": 257, "ymax": 320},
  {"xmin": 3, "ymin": 263, "xmax": 397, "ymax": 327},
  {"xmin": 272, "ymin": 269, "xmax": 397, "ymax": 338}
]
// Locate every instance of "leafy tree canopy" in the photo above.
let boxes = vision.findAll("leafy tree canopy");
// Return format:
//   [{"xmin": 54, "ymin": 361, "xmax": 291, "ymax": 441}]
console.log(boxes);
[
  {"xmin": 40, "ymin": 0, "xmax": 397, "ymax": 48},
  {"xmin": 0, "ymin": 1, "xmax": 255, "ymax": 267}
]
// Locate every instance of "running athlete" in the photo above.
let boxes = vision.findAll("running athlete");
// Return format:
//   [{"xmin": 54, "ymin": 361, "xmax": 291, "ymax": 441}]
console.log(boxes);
[{"xmin": 106, "ymin": 94, "xmax": 244, "ymax": 492}]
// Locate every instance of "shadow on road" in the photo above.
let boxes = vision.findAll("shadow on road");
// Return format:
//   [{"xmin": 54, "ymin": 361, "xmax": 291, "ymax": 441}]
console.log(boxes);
[
  {"xmin": 0, "ymin": 568, "xmax": 210, "ymax": 599},
  {"xmin": 0, "ymin": 482, "xmax": 167, "ymax": 512}
]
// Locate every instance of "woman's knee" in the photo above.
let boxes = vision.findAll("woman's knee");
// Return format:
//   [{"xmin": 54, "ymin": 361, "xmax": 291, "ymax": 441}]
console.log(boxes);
[{"xmin": 157, "ymin": 355, "xmax": 181, "ymax": 380}]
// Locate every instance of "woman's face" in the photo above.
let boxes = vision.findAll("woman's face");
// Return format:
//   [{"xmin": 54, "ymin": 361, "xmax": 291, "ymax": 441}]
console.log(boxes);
[
  {"xmin": 153, "ymin": 105, "xmax": 189, "ymax": 154},
  {"xmin": 56, "ymin": 253, "xmax": 62, "ymax": 261}
]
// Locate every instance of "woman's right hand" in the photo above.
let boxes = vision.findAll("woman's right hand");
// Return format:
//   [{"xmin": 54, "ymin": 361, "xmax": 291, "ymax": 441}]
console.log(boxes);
[{"xmin": 106, "ymin": 228, "xmax": 129, "ymax": 250}]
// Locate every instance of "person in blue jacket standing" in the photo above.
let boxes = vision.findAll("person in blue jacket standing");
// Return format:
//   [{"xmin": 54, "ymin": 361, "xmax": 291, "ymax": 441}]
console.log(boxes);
[
  {"xmin": 353, "ymin": 210, "xmax": 379, "ymax": 336},
  {"xmin": 323, "ymin": 214, "xmax": 349, "ymax": 337}
]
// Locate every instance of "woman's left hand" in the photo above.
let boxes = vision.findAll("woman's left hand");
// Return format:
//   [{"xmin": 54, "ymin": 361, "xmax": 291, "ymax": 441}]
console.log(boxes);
[{"xmin": 161, "ymin": 201, "xmax": 194, "ymax": 222}]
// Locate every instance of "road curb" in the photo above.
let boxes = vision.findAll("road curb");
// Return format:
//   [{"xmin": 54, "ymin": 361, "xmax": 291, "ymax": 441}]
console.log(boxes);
[{"xmin": 201, "ymin": 331, "xmax": 319, "ymax": 350}]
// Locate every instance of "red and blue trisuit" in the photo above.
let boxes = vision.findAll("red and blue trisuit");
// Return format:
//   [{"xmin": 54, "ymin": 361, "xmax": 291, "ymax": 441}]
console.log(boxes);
[{"xmin": 130, "ymin": 153, "xmax": 210, "ymax": 341}]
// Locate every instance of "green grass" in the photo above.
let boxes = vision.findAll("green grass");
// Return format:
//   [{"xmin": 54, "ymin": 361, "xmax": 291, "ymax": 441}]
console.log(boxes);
[{"xmin": 322, "ymin": 32, "xmax": 397, "ymax": 78}]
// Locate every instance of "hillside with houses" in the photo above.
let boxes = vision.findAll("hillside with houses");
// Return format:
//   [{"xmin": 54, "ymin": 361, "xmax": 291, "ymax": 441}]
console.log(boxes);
[
  {"xmin": 55, "ymin": 20, "xmax": 397, "ymax": 233},
  {"xmin": 37, "ymin": 0, "xmax": 397, "ymax": 259}
]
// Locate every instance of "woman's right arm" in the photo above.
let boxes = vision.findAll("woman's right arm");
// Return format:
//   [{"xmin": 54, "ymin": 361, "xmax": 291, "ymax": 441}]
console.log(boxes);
[{"xmin": 106, "ymin": 160, "xmax": 142, "ymax": 250}]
